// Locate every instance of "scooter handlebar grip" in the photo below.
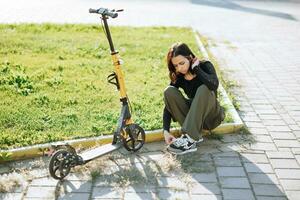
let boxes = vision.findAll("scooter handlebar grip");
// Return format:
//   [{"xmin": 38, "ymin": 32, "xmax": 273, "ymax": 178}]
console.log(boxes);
[
  {"xmin": 107, "ymin": 12, "xmax": 118, "ymax": 18},
  {"xmin": 89, "ymin": 8, "xmax": 98, "ymax": 13},
  {"xmin": 89, "ymin": 8, "xmax": 118, "ymax": 18}
]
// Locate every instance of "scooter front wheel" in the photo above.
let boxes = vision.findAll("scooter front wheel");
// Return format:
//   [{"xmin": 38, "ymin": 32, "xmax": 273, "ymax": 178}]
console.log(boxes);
[
  {"xmin": 49, "ymin": 149, "xmax": 72, "ymax": 180},
  {"xmin": 122, "ymin": 123, "xmax": 145, "ymax": 152}
]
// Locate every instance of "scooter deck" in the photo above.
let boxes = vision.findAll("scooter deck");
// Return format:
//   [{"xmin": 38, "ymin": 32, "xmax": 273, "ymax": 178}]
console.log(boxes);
[{"xmin": 79, "ymin": 143, "xmax": 122, "ymax": 162}]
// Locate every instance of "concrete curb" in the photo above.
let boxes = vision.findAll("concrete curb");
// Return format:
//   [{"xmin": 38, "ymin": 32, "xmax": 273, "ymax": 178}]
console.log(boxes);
[{"xmin": 0, "ymin": 29, "xmax": 244, "ymax": 163}]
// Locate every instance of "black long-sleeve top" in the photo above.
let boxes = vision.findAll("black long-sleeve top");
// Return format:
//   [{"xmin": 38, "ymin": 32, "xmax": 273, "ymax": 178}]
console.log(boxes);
[{"xmin": 163, "ymin": 61, "xmax": 219, "ymax": 132}]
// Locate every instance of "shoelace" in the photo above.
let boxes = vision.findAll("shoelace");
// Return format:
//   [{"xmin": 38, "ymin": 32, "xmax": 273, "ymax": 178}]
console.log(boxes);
[{"xmin": 173, "ymin": 137, "xmax": 188, "ymax": 147}]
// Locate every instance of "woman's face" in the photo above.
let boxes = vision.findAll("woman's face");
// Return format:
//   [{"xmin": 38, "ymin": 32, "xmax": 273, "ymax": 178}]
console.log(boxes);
[{"xmin": 171, "ymin": 55, "xmax": 190, "ymax": 75}]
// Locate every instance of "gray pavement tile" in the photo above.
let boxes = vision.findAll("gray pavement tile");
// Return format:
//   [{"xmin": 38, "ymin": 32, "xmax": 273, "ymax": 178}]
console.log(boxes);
[
  {"xmin": 25, "ymin": 186, "xmax": 56, "ymax": 199},
  {"xmin": 219, "ymin": 177, "xmax": 250, "ymax": 189},
  {"xmin": 254, "ymin": 135, "xmax": 274, "ymax": 143},
  {"xmin": 275, "ymin": 169, "xmax": 300, "ymax": 179},
  {"xmin": 197, "ymin": 145, "xmax": 222, "ymax": 154},
  {"xmin": 64, "ymin": 173, "xmax": 91, "ymax": 181},
  {"xmin": 91, "ymin": 186, "xmax": 123, "ymax": 199},
  {"xmin": 248, "ymin": 99, "xmax": 270, "ymax": 105},
  {"xmin": 203, "ymin": 139, "xmax": 223, "ymax": 146},
  {"xmin": 157, "ymin": 177, "xmax": 188, "ymax": 190},
  {"xmin": 280, "ymin": 179, "xmax": 300, "ymax": 191},
  {"xmin": 125, "ymin": 185, "xmax": 156, "ymax": 193},
  {"xmin": 281, "ymin": 115, "xmax": 297, "ymax": 126},
  {"xmin": 277, "ymin": 148, "xmax": 293, "ymax": 152},
  {"xmin": 241, "ymin": 153, "xmax": 269, "ymax": 163},
  {"xmin": 185, "ymin": 161, "xmax": 215, "ymax": 173},
  {"xmin": 293, "ymin": 131, "xmax": 300, "ymax": 138},
  {"xmin": 245, "ymin": 122, "xmax": 265, "ymax": 128},
  {"xmin": 7, "ymin": 157, "xmax": 48, "ymax": 170},
  {"xmin": 289, "ymin": 125, "xmax": 300, "ymax": 131},
  {"xmin": 0, "ymin": 193, "xmax": 23, "ymax": 200},
  {"xmin": 157, "ymin": 188, "xmax": 189, "ymax": 200},
  {"xmin": 267, "ymin": 126, "xmax": 291, "ymax": 132},
  {"xmin": 190, "ymin": 173, "xmax": 217, "ymax": 183},
  {"xmin": 217, "ymin": 143, "xmax": 243, "ymax": 152},
  {"xmin": 252, "ymin": 184, "xmax": 285, "ymax": 196},
  {"xmin": 216, "ymin": 167, "xmax": 246, "ymax": 177},
  {"xmin": 143, "ymin": 141, "xmax": 165, "ymax": 152},
  {"xmin": 222, "ymin": 189, "xmax": 255, "ymax": 200},
  {"xmin": 212, "ymin": 152, "xmax": 239, "ymax": 158},
  {"xmin": 124, "ymin": 192, "xmax": 157, "ymax": 200},
  {"xmin": 58, "ymin": 193, "xmax": 90, "ymax": 200},
  {"xmin": 213, "ymin": 157, "xmax": 242, "ymax": 167},
  {"xmin": 59, "ymin": 180, "xmax": 92, "ymax": 193},
  {"xmin": 286, "ymin": 191, "xmax": 300, "ymax": 200},
  {"xmin": 197, "ymin": 154, "xmax": 213, "ymax": 162},
  {"xmin": 191, "ymin": 194, "xmax": 222, "ymax": 200},
  {"xmin": 244, "ymin": 163, "xmax": 274, "ymax": 173},
  {"xmin": 295, "ymin": 155, "xmax": 300, "ymax": 165},
  {"xmin": 270, "ymin": 132, "xmax": 297, "ymax": 140},
  {"xmin": 240, "ymin": 149, "xmax": 266, "ymax": 154},
  {"xmin": 189, "ymin": 182, "xmax": 221, "ymax": 195},
  {"xmin": 258, "ymin": 114, "xmax": 282, "ymax": 120},
  {"xmin": 137, "ymin": 151, "xmax": 165, "ymax": 161},
  {"xmin": 241, "ymin": 115, "xmax": 261, "ymax": 122},
  {"xmin": 253, "ymin": 105, "xmax": 274, "ymax": 110},
  {"xmin": 247, "ymin": 127, "xmax": 270, "ymax": 135},
  {"xmin": 247, "ymin": 142, "xmax": 277, "ymax": 151},
  {"xmin": 266, "ymin": 151, "xmax": 294, "ymax": 159},
  {"xmin": 274, "ymin": 140, "xmax": 300, "ymax": 148},
  {"xmin": 24, "ymin": 198, "xmax": 54, "ymax": 200},
  {"xmin": 241, "ymin": 112, "xmax": 258, "ymax": 117},
  {"xmin": 255, "ymin": 109, "xmax": 277, "ymax": 115},
  {"xmin": 262, "ymin": 120, "xmax": 287, "ymax": 126},
  {"xmin": 248, "ymin": 173, "xmax": 279, "ymax": 185},
  {"xmin": 270, "ymin": 158, "xmax": 300, "ymax": 169},
  {"xmin": 30, "ymin": 177, "xmax": 59, "ymax": 186},
  {"xmin": 292, "ymin": 148, "xmax": 300, "ymax": 155},
  {"xmin": 256, "ymin": 196, "xmax": 288, "ymax": 200}
]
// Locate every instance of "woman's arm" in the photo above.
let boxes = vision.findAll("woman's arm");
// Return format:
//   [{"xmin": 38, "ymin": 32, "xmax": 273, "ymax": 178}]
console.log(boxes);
[
  {"xmin": 163, "ymin": 107, "xmax": 176, "ymax": 144},
  {"xmin": 163, "ymin": 107, "xmax": 172, "ymax": 132},
  {"xmin": 192, "ymin": 60, "xmax": 219, "ymax": 91}
]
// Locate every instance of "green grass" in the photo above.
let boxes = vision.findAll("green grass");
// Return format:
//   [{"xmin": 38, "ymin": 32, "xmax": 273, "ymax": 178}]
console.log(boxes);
[{"xmin": 0, "ymin": 24, "xmax": 231, "ymax": 149}]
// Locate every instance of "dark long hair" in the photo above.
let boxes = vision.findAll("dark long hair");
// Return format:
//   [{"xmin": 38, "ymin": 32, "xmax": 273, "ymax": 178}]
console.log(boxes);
[{"xmin": 167, "ymin": 42, "xmax": 196, "ymax": 83}]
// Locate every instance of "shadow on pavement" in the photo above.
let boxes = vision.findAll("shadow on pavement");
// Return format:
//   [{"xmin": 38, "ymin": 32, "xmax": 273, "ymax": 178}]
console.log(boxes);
[
  {"xmin": 54, "ymin": 133, "xmax": 287, "ymax": 199},
  {"xmin": 1, "ymin": 133, "xmax": 288, "ymax": 199},
  {"xmin": 191, "ymin": 0, "xmax": 297, "ymax": 21}
]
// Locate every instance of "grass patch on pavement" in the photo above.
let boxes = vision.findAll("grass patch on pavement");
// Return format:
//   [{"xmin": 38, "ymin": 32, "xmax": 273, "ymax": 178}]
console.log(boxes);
[{"xmin": 0, "ymin": 24, "xmax": 232, "ymax": 149}]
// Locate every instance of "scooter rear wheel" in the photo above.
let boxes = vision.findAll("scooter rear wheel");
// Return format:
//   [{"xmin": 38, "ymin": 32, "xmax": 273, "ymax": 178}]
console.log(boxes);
[
  {"xmin": 122, "ymin": 123, "xmax": 145, "ymax": 152},
  {"xmin": 49, "ymin": 149, "xmax": 72, "ymax": 180}
]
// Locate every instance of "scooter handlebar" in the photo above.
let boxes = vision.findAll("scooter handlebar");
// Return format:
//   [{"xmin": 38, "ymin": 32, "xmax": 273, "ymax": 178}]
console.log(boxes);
[{"xmin": 89, "ymin": 8, "xmax": 119, "ymax": 18}]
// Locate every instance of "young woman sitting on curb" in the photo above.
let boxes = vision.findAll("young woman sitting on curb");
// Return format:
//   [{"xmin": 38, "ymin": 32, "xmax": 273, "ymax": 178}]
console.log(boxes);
[{"xmin": 163, "ymin": 42, "xmax": 225, "ymax": 155}]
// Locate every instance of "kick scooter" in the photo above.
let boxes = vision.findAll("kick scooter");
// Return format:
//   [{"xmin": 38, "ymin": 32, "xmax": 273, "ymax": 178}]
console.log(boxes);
[{"xmin": 48, "ymin": 7, "xmax": 146, "ymax": 180}]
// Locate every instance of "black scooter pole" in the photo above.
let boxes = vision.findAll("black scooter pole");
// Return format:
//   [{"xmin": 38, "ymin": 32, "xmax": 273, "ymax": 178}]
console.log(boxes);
[{"xmin": 102, "ymin": 16, "xmax": 116, "ymax": 54}]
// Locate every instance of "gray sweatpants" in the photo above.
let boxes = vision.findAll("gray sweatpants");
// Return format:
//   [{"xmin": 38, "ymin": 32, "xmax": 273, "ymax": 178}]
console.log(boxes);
[{"xmin": 164, "ymin": 85, "xmax": 224, "ymax": 141}]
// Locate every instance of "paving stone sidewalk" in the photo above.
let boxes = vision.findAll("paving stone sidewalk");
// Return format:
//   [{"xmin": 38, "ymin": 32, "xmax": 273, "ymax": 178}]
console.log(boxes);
[
  {"xmin": 0, "ymin": 134, "xmax": 290, "ymax": 200},
  {"xmin": 200, "ymin": 2, "xmax": 300, "ymax": 199}
]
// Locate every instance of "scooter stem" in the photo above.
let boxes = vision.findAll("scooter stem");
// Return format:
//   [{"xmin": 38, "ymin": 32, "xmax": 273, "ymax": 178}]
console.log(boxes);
[{"xmin": 102, "ymin": 16, "xmax": 127, "ymax": 100}]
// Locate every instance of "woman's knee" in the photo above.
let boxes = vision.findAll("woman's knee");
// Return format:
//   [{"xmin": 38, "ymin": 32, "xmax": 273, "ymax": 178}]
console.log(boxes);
[
  {"xmin": 164, "ymin": 86, "xmax": 179, "ymax": 99},
  {"xmin": 196, "ymin": 84, "xmax": 210, "ymax": 96}
]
